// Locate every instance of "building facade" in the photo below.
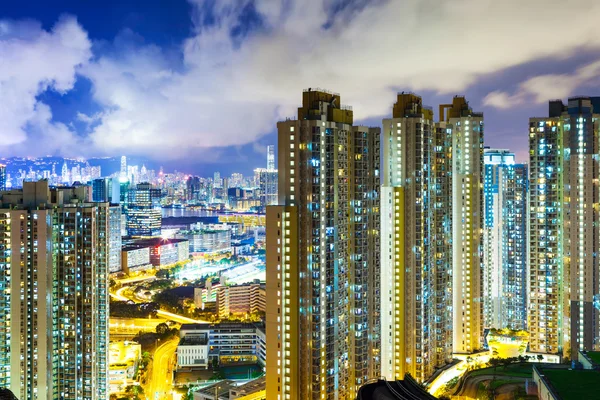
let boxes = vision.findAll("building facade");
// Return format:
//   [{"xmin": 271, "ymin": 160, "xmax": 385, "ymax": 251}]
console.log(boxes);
[
  {"xmin": 444, "ymin": 97, "xmax": 485, "ymax": 355},
  {"xmin": 177, "ymin": 323, "xmax": 266, "ymax": 369},
  {"xmin": 483, "ymin": 149, "xmax": 528, "ymax": 330},
  {"xmin": 121, "ymin": 246, "xmax": 152, "ymax": 273},
  {"xmin": 176, "ymin": 224, "xmax": 232, "ymax": 253},
  {"xmin": 0, "ymin": 180, "xmax": 116, "ymax": 400},
  {"xmin": 216, "ymin": 283, "xmax": 266, "ymax": 318},
  {"xmin": 528, "ymin": 97, "xmax": 600, "ymax": 357},
  {"xmin": 122, "ymin": 237, "xmax": 189, "ymax": 269},
  {"xmin": 380, "ymin": 93, "xmax": 454, "ymax": 382},
  {"xmin": 266, "ymin": 89, "xmax": 380, "ymax": 399},
  {"xmin": 254, "ymin": 168, "xmax": 278, "ymax": 207},
  {"xmin": 125, "ymin": 182, "xmax": 161, "ymax": 236}
]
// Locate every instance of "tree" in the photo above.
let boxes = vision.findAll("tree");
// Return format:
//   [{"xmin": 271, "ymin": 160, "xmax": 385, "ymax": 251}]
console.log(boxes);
[
  {"xmin": 489, "ymin": 357, "xmax": 501, "ymax": 378},
  {"xmin": 140, "ymin": 351, "xmax": 152, "ymax": 368},
  {"xmin": 537, "ymin": 354, "xmax": 544, "ymax": 362},
  {"xmin": 124, "ymin": 385, "xmax": 145, "ymax": 400},
  {"xmin": 156, "ymin": 322, "xmax": 170, "ymax": 336}
]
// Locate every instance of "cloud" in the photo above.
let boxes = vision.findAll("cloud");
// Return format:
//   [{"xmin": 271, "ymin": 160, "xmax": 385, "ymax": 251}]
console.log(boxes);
[
  {"xmin": 0, "ymin": 15, "xmax": 91, "ymax": 153},
  {"xmin": 6, "ymin": 0, "xmax": 600, "ymax": 160},
  {"xmin": 484, "ymin": 60, "xmax": 600, "ymax": 109}
]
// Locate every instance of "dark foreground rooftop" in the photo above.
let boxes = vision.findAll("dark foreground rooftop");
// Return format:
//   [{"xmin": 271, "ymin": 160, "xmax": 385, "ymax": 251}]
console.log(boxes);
[{"xmin": 356, "ymin": 376, "xmax": 437, "ymax": 400}]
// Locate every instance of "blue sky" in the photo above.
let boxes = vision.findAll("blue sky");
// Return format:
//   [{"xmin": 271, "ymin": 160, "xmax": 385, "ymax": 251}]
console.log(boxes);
[{"xmin": 2, "ymin": 0, "xmax": 600, "ymax": 175}]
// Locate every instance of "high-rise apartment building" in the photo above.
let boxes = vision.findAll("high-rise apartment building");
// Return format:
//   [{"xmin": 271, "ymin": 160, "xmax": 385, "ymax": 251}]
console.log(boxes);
[
  {"xmin": 483, "ymin": 149, "xmax": 528, "ymax": 330},
  {"xmin": 126, "ymin": 182, "xmax": 162, "ymax": 236},
  {"xmin": 442, "ymin": 97, "xmax": 485, "ymax": 355},
  {"xmin": 266, "ymin": 89, "xmax": 380, "ymax": 399},
  {"xmin": 380, "ymin": 93, "xmax": 453, "ymax": 382},
  {"xmin": 529, "ymin": 97, "xmax": 600, "ymax": 357},
  {"xmin": 0, "ymin": 180, "xmax": 117, "ymax": 400}
]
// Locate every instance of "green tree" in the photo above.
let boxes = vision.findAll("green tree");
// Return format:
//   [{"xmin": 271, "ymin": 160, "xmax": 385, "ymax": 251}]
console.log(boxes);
[
  {"xmin": 124, "ymin": 385, "xmax": 145, "ymax": 400},
  {"xmin": 155, "ymin": 322, "xmax": 170, "ymax": 336}
]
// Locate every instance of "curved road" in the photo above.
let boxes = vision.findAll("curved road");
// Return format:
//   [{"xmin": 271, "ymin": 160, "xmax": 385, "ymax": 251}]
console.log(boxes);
[
  {"xmin": 111, "ymin": 286, "xmax": 210, "ymax": 324},
  {"xmin": 146, "ymin": 338, "xmax": 178, "ymax": 400},
  {"xmin": 457, "ymin": 374, "xmax": 526, "ymax": 399}
]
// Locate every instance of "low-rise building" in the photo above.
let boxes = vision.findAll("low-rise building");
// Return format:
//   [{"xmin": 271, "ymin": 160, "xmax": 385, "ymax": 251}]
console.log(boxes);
[
  {"xmin": 108, "ymin": 341, "xmax": 141, "ymax": 394},
  {"xmin": 216, "ymin": 283, "xmax": 266, "ymax": 319},
  {"xmin": 121, "ymin": 246, "xmax": 152, "ymax": 273},
  {"xmin": 532, "ymin": 365, "xmax": 600, "ymax": 400},
  {"xmin": 121, "ymin": 237, "xmax": 189, "ymax": 270},
  {"xmin": 177, "ymin": 323, "xmax": 266, "ymax": 370},
  {"xmin": 177, "ymin": 333, "xmax": 209, "ymax": 369},
  {"xmin": 176, "ymin": 223, "xmax": 232, "ymax": 254},
  {"xmin": 229, "ymin": 377, "xmax": 266, "ymax": 399},
  {"xmin": 194, "ymin": 280, "xmax": 221, "ymax": 309}
]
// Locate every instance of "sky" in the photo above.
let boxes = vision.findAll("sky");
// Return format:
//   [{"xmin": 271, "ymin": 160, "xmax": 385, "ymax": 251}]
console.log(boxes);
[{"xmin": 2, "ymin": 0, "xmax": 600, "ymax": 175}]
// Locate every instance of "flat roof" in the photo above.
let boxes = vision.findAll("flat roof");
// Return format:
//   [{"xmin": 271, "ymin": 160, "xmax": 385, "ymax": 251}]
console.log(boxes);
[
  {"xmin": 539, "ymin": 368, "xmax": 600, "ymax": 400},
  {"xmin": 179, "ymin": 335, "xmax": 208, "ymax": 346},
  {"xmin": 122, "ymin": 237, "xmax": 188, "ymax": 251},
  {"xmin": 181, "ymin": 322, "xmax": 259, "ymax": 331},
  {"xmin": 584, "ymin": 351, "xmax": 600, "ymax": 365}
]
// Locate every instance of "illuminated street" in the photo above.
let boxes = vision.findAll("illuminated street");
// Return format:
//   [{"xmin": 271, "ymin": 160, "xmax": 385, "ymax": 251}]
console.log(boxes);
[
  {"xmin": 146, "ymin": 338, "xmax": 178, "ymax": 400},
  {"xmin": 111, "ymin": 285, "xmax": 210, "ymax": 324}
]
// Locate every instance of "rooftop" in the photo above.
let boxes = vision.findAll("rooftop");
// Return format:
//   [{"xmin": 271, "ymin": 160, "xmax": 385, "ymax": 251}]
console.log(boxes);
[
  {"xmin": 180, "ymin": 322, "xmax": 260, "ymax": 331},
  {"xmin": 583, "ymin": 351, "xmax": 600, "ymax": 365},
  {"xmin": 179, "ymin": 335, "xmax": 208, "ymax": 346},
  {"xmin": 122, "ymin": 237, "xmax": 188, "ymax": 251},
  {"xmin": 538, "ymin": 367, "xmax": 600, "ymax": 400},
  {"xmin": 357, "ymin": 375, "xmax": 437, "ymax": 400}
]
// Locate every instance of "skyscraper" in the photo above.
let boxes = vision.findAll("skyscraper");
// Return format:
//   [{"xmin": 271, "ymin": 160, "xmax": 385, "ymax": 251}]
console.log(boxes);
[
  {"xmin": 529, "ymin": 97, "xmax": 600, "ymax": 357},
  {"xmin": 254, "ymin": 168, "xmax": 278, "ymax": 207},
  {"xmin": 0, "ymin": 180, "xmax": 117, "ymax": 400},
  {"xmin": 267, "ymin": 144, "xmax": 276, "ymax": 171},
  {"xmin": 0, "ymin": 165, "xmax": 5, "ymax": 191},
  {"xmin": 266, "ymin": 89, "xmax": 380, "ymax": 399},
  {"xmin": 92, "ymin": 177, "xmax": 110, "ymax": 202},
  {"xmin": 380, "ymin": 93, "xmax": 453, "ymax": 382},
  {"xmin": 61, "ymin": 161, "xmax": 69, "ymax": 184},
  {"xmin": 126, "ymin": 182, "xmax": 162, "ymax": 237},
  {"xmin": 483, "ymin": 149, "xmax": 528, "ymax": 330},
  {"xmin": 120, "ymin": 155, "xmax": 127, "ymax": 179}
]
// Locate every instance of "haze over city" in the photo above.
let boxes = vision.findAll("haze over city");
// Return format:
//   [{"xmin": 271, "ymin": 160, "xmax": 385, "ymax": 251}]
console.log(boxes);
[{"xmin": 3, "ymin": 0, "xmax": 600, "ymax": 173}]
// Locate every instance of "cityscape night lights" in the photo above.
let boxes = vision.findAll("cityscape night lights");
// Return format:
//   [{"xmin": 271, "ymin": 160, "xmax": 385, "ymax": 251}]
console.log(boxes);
[{"xmin": 2, "ymin": 1, "xmax": 600, "ymax": 400}]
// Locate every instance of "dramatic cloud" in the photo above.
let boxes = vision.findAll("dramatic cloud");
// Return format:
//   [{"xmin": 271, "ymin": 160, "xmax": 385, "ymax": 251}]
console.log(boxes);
[
  {"xmin": 0, "ymin": 16, "xmax": 91, "ymax": 153},
  {"xmin": 484, "ymin": 60, "xmax": 600, "ymax": 109},
  {"xmin": 4, "ymin": 0, "xmax": 600, "ymax": 159}
]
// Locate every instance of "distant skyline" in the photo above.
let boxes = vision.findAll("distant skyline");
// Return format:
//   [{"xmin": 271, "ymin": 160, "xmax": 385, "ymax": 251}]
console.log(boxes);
[{"xmin": 3, "ymin": 0, "xmax": 600, "ymax": 171}]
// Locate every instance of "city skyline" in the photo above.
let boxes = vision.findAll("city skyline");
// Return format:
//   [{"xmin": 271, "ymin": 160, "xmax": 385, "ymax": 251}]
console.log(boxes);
[
  {"xmin": 4, "ymin": 1, "xmax": 600, "ymax": 172},
  {"xmin": 5, "ymin": 1, "xmax": 600, "ymax": 399}
]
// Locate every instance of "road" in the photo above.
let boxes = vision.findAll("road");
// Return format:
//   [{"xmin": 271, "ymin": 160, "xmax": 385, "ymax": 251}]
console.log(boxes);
[
  {"xmin": 457, "ymin": 374, "xmax": 527, "ymax": 399},
  {"xmin": 146, "ymin": 338, "xmax": 178, "ymax": 400}
]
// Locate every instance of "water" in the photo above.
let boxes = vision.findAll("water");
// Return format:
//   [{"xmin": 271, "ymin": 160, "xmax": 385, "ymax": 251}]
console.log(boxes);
[{"xmin": 161, "ymin": 207, "xmax": 216, "ymax": 218}]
